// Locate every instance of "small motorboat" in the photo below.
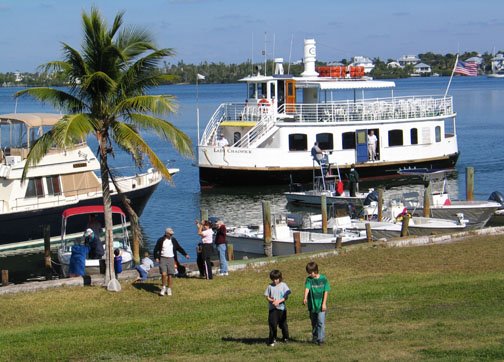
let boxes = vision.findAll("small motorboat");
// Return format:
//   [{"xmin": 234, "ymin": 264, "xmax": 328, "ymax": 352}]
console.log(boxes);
[
  {"xmin": 226, "ymin": 215, "xmax": 366, "ymax": 256},
  {"xmin": 57, "ymin": 205, "xmax": 133, "ymax": 277}
]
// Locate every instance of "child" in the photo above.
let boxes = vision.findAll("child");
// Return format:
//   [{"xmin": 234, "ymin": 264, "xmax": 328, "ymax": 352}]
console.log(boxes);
[
  {"xmin": 134, "ymin": 251, "xmax": 154, "ymax": 282},
  {"xmin": 114, "ymin": 248, "xmax": 122, "ymax": 278},
  {"xmin": 303, "ymin": 261, "xmax": 331, "ymax": 345},
  {"xmin": 264, "ymin": 269, "xmax": 291, "ymax": 347}
]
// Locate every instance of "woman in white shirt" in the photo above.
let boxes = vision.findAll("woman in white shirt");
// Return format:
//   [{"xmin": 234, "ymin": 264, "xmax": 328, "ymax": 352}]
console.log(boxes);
[{"xmin": 196, "ymin": 220, "xmax": 214, "ymax": 280}]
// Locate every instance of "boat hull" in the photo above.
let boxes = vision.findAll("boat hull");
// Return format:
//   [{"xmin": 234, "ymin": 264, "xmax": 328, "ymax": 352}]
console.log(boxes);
[
  {"xmin": 199, "ymin": 153, "xmax": 459, "ymax": 187},
  {"xmin": 0, "ymin": 182, "xmax": 159, "ymax": 245}
]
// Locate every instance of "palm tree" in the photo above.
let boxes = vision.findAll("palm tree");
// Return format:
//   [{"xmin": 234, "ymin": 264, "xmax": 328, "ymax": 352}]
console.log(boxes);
[{"xmin": 16, "ymin": 8, "xmax": 193, "ymax": 289}]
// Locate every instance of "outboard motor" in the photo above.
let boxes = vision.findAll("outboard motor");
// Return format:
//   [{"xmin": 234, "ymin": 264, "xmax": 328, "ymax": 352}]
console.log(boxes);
[
  {"xmin": 286, "ymin": 213, "xmax": 304, "ymax": 228},
  {"xmin": 363, "ymin": 190, "xmax": 379, "ymax": 206},
  {"xmin": 488, "ymin": 191, "xmax": 504, "ymax": 208}
]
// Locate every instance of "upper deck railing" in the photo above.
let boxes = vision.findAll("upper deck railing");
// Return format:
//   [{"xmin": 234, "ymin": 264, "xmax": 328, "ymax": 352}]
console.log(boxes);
[{"xmin": 199, "ymin": 95, "xmax": 454, "ymax": 146}]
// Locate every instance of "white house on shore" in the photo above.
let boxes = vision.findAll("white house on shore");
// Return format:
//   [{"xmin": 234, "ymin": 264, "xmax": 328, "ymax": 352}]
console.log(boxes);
[
  {"xmin": 413, "ymin": 62, "xmax": 432, "ymax": 75},
  {"xmin": 350, "ymin": 56, "xmax": 375, "ymax": 74},
  {"xmin": 398, "ymin": 55, "xmax": 420, "ymax": 67}
]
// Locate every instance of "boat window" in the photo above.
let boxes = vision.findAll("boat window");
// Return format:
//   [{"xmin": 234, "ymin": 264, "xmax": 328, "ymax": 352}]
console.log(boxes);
[
  {"xmin": 46, "ymin": 176, "xmax": 62, "ymax": 196},
  {"xmin": 25, "ymin": 177, "xmax": 44, "ymax": 198},
  {"xmin": 316, "ymin": 133, "xmax": 333, "ymax": 150},
  {"xmin": 435, "ymin": 126, "xmax": 441, "ymax": 142},
  {"xmin": 233, "ymin": 132, "xmax": 241, "ymax": 144},
  {"xmin": 269, "ymin": 83, "xmax": 276, "ymax": 99},
  {"xmin": 410, "ymin": 128, "xmax": 418, "ymax": 145},
  {"xmin": 288, "ymin": 134, "xmax": 307, "ymax": 151},
  {"xmin": 248, "ymin": 83, "xmax": 257, "ymax": 99},
  {"xmin": 342, "ymin": 132, "xmax": 356, "ymax": 149},
  {"xmin": 388, "ymin": 129, "xmax": 404, "ymax": 146}
]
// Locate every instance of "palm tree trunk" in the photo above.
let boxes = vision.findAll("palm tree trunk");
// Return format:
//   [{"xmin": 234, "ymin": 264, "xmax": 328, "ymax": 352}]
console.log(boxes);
[{"xmin": 98, "ymin": 134, "xmax": 116, "ymax": 284}]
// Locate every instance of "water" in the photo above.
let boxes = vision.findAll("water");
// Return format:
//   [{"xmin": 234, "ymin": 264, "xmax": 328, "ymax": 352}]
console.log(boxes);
[{"xmin": 1, "ymin": 77, "xmax": 503, "ymax": 282}]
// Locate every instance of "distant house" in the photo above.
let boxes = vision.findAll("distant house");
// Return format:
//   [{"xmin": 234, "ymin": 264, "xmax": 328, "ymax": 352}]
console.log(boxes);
[
  {"xmin": 398, "ymin": 55, "xmax": 420, "ymax": 67},
  {"xmin": 413, "ymin": 62, "xmax": 432, "ymax": 75},
  {"xmin": 387, "ymin": 61, "xmax": 402, "ymax": 69},
  {"xmin": 465, "ymin": 56, "xmax": 483, "ymax": 65},
  {"xmin": 350, "ymin": 56, "xmax": 374, "ymax": 74}
]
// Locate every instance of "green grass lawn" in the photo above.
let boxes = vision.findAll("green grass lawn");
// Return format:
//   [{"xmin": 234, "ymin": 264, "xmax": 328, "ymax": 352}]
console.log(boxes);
[{"xmin": 1, "ymin": 235, "xmax": 504, "ymax": 361}]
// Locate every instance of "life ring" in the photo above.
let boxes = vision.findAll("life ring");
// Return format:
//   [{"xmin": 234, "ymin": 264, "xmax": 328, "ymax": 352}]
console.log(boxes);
[{"xmin": 258, "ymin": 98, "xmax": 271, "ymax": 107}]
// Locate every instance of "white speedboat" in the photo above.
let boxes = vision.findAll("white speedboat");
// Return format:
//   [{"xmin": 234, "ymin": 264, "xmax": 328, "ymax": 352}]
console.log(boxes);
[
  {"xmin": 57, "ymin": 205, "xmax": 132, "ymax": 277},
  {"xmin": 226, "ymin": 216, "xmax": 366, "ymax": 256},
  {"xmin": 487, "ymin": 54, "xmax": 504, "ymax": 78},
  {"xmin": 0, "ymin": 113, "xmax": 178, "ymax": 246},
  {"xmin": 198, "ymin": 38, "xmax": 459, "ymax": 187},
  {"xmin": 397, "ymin": 169, "xmax": 501, "ymax": 229}
]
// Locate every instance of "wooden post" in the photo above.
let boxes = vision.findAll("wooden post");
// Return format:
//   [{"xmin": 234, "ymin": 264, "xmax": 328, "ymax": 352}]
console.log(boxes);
[
  {"xmin": 1, "ymin": 270, "xmax": 8, "ymax": 286},
  {"xmin": 43, "ymin": 225, "xmax": 52, "ymax": 280},
  {"xmin": 365, "ymin": 223, "xmax": 372, "ymax": 243},
  {"xmin": 294, "ymin": 231, "xmax": 301, "ymax": 254},
  {"xmin": 200, "ymin": 209, "xmax": 208, "ymax": 222},
  {"xmin": 227, "ymin": 243, "xmax": 234, "ymax": 261},
  {"xmin": 335, "ymin": 236, "xmax": 342, "ymax": 249},
  {"xmin": 321, "ymin": 194, "xmax": 328, "ymax": 234},
  {"xmin": 262, "ymin": 201, "xmax": 272, "ymax": 257},
  {"xmin": 423, "ymin": 183, "xmax": 431, "ymax": 217},
  {"xmin": 400, "ymin": 214, "xmax": 410, "ymax": 237},
  {"xmin": 466, "ymin": 166, "xmax": 474, "ymax": 201},
  {"xmin": 378, "ymin": 188, "xmax": 384, "ymax": 222}
]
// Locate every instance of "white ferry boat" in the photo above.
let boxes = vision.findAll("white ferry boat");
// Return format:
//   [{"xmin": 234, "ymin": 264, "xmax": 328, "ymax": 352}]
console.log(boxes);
[{"xmin": 197, "ymin": 39, "xmax": 459, "ymax": 187}]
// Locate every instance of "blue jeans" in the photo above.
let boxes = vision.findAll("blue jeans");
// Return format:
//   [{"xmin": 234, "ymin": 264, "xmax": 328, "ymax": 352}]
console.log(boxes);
[
  {"xmin": 310, "ymin": 311, "xmax": 326, "ymax": 343},
  {"xmin": 217, "ymin": 243, "xmax": 228, "ymax": 273},
  {"xmin": 135, "ymin": 265, "xmax": 148, "ymax": 281}
]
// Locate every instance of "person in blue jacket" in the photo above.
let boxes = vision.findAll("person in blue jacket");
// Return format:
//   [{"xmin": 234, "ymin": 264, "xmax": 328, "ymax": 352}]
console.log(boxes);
[{"xmin": 68, "ymin": 238, "xmax": 89, "ymax": 277}]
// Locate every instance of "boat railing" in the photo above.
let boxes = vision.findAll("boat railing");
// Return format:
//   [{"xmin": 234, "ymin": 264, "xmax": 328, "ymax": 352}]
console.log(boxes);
[
  {"xmin": 233, "ymin": 113, "xmax": 276, "ymax": 148},
  {"xmin": 200, "ymin": 103, "xmax": 269, "ymax": 146},
  {"xmin": 282, "ymin": 95, "xmax": 453, "ymax": 123}
]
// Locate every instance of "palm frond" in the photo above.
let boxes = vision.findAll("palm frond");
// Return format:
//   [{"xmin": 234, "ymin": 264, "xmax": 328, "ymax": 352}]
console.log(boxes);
[
  {"xmin": 115, "ymin": 94, "xmax": 177, "ymax": 116},
  {"xmin": 15, "ymin": 88, "xmax": 85, "ymax": 113},
  {"xmin": 126, "ymin": 113, "xmax": 193, "ymax": 158},
  {"xmin": 21, "ymin": 130, "xmax": 58, "ymax": 180},
  {"xmin": 111, "ymin": 122, "xmax": 177, "ymax": 183}
]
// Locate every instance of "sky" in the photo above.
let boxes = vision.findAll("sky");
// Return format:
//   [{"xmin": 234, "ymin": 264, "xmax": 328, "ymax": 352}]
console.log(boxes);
[{"xmin": 1, "ymin": 0, "xmax": 504, "ymax": 72}]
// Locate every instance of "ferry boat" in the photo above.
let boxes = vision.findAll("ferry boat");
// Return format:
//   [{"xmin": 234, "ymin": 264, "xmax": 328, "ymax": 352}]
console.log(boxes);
[
  {"xmin": 0, "ymin": 113, "xmax": 177, "ymax": 246},
  {"xmin": 197, "ymin": 39, "xmax": 459, "ymax": 187}
]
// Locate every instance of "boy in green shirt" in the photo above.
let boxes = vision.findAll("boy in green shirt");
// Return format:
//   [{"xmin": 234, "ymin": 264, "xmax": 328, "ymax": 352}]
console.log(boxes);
[{"xmin": 303, "ymin": 261, "xmax": 331, "ymax": 345}]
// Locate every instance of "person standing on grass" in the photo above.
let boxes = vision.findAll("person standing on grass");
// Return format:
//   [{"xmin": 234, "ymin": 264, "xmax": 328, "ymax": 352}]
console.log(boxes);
[
  {"xmin": 153, "ymin": 227, "xmax": 190, "ymax": 296},
  {"xmin": 303, "ymin": 261, "xmax": 331, "ymax": 345},
  {"xmin": 264, "ymin": 269, "xmax": 291, "ymax": 347},
  {"xmin": 196, "ymin": 220, "xmax": 214, "ymax": 280},
  {"xmin": 214, "ymin": 219, "xmax": 228, "ymax": 276}
]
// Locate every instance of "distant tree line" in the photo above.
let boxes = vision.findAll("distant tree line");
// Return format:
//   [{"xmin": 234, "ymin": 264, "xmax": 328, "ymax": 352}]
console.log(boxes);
[{"xmin": 1, "ymin": 50, "xmax": 501, "ymax": 87}]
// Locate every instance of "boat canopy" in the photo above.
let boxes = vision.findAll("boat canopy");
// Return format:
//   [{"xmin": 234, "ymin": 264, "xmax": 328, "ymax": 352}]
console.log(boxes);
[
  {"xmin": 296, "ymin": 80, "xmax": 396, "ymax": 90},
  {"xmin": 0, "ymin": 113, "xmax": 64, "ymax": 128},
  {"xmin": 62, "ymin": 205, "xmax": 126, "ymax": 218}
]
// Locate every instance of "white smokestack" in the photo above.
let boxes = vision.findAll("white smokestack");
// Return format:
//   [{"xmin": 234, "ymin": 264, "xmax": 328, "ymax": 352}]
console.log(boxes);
[
  {"xmin": 274, "ymin": 58, "xmax": 284, "ymax": 75},
  {"xmin": 301, "ymin": 39, "xmax": 318, "ymax": 77}
]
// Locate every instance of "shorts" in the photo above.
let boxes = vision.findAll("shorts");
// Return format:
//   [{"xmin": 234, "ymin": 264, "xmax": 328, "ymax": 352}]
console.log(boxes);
[{"xmin": 159, "ymin": 257, "xmax": 176, "ymax": 275}]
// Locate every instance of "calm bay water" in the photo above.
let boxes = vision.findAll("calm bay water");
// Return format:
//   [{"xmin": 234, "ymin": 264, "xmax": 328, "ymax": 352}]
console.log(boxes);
[{"xmin": 1, "ymin": 76, "xmax": 503, "ymax": 282}]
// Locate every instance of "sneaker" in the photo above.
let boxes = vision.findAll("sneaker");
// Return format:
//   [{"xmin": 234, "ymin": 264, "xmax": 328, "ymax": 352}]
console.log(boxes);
[
  {"xmin": 159, "ymin": 287, "xmax": 166, "ymax": 296},
  {"xmin": 317, "ymin": 341, "xmax": 325, "ymax": 346},
  {"xmin": 167, "ymin": 288, "xmax": 172, "ymax": 296},
  {"xmin": 281, "ymin": 338, "xmax": 289, "ymax": 343},
  {"xmin": 268, "ymin": 342, "xmax": 275, "ymax": 347}
]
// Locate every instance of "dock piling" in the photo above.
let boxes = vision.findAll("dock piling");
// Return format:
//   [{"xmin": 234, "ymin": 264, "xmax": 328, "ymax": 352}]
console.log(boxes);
[
  {"xmin": 378, "ymin": 188, "xmax": 384, "ymax": 221},
  {"xmin": 423, "ymin": 183, "xmax": 431, "ymax": 217},
  {"xmin": 43, "ymin": 225, "xmax": 52, "ymax": 280},
  {"xmin": 294, "ymin": 231, "xmax": 301, "ymax": 254},
  {"xmin": 466, "ymin": 167, "xmax": 474, "ymax": 201},
  {"xmin": 321, "ymin": 195, "xmax": 328, "ymax": 233},
  {"xmin": 227, "ymin": 243, "xmax": 234, "ymax": 261},
  {"xmin": 262, "ymin": 201, "xmax": 272, "ymax": 257},
  {"xmin": 335, "ymin": 236, "xmax": 342, "ymax": 249},
  {"xmin": 365, "ymin": 223, "xmax": 373, "ymax": 243},
  {"xmin": 1, "ymin": 270, "xmax": 8, "ymax": 286}
]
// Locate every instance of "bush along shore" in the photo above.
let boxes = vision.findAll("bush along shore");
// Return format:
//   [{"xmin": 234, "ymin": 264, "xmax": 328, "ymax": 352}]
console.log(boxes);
[{"xmin": 1, "ymin": 233, "xmax": 504, "ymax": 360}]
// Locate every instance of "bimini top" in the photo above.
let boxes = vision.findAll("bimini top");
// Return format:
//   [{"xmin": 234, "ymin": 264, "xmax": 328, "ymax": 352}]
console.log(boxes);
[
  {"xmin": 296, "ymin": 79, "xmax": 396, "ymax": 90},
  {"xmin": 0, "ymin": 113, "xmax": 64, "ymax": 128},
  {"xmin": 62, "ymin": 205, "xmax": 126, "ymax": 219}
]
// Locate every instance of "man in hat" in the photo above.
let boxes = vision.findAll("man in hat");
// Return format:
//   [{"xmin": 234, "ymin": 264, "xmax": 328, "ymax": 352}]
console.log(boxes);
[
  {"xmin": 84, "ymin": 228, "xmax": 104, "ymax": 260},
  {"xmin": 216, "ymin": 133, "xmax": 229, "ymax": 147},
  {"xmin": 214, "ymin": 220, "xmax": 228, "ymax": 276},
  {"xmin": 153, "ymin": 227, "xmax": 190, "ymax": 296}
]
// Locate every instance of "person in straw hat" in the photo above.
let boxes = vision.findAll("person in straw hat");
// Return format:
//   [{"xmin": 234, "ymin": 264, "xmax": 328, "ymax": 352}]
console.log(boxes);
[{"xmin": 153, "ymin": 227, "xmax": 189, "ymax": 296}]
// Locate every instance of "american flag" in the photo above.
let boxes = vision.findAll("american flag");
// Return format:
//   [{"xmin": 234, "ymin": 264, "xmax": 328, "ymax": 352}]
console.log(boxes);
[{"xmin": 454, "ymin": 60, "xmax": 478, "ymax": 76}]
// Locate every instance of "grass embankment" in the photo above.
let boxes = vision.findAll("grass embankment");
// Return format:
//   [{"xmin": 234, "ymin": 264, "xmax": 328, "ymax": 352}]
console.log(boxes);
[{"xmin": 1, "ymin": 236, "xmax": 504, "ymax": 361}]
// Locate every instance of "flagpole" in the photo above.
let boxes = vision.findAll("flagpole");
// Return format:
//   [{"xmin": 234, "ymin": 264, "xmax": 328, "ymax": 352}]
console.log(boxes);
[
  {"xmin": 444, "ymin": 53, "xmax": 459, "ymax": 98},
  {"xmin": 196, "ymin": 73, "xmax": 200, "ymax": 145}
]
